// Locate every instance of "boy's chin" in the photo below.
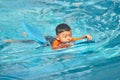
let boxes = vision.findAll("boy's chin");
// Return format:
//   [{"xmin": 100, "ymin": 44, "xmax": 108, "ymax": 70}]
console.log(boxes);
[{"xmin": 62, "ymin": 41, "xmax": 71, "ymax": 43}]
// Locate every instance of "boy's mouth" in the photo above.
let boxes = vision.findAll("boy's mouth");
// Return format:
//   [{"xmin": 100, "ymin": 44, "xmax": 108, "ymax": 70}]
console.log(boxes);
[{"xmin": 63, "ymin": 40, "xmax": 72, "ymax": 43}]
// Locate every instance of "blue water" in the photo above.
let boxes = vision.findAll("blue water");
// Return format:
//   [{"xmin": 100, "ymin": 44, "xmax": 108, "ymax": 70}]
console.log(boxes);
[{"xmin": 0, "ymin": 0, "xmax": 120, "ymax": 80}]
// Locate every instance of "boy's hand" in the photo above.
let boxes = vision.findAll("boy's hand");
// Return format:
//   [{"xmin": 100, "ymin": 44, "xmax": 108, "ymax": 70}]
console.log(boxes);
[
  {"xmin": 66, "ymin": 42, "xmax": 73, "ymax": 46},
  {"xmin": 59, "ymin": 42, "xmax": 73, "ymax": 48},
  {"xmin": 59, "ymin": 43, "xmax": 69, "ymax": 48},
  {"xmin": 85, "ymin": 34, "xmax": 92, "ymax": 41}
]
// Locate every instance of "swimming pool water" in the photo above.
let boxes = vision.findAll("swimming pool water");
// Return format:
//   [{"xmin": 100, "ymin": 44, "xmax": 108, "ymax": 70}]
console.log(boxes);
[{"xmin": 0, "ymin": 0, "xmax": 120, "ymax": 80}]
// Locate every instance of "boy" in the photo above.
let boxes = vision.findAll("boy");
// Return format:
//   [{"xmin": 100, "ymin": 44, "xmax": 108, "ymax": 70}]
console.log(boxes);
[
  {"xmin": 4, "ymin": 23, "xmax": 92, "ymax": 50},
  {"xmin": 51, "ymin": 23, "xmax": 92, "ymax": 50}
]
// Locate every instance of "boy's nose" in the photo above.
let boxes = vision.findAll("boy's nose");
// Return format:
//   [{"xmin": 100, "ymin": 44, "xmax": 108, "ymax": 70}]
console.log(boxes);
[{"xmin": 67, "ymin": 37, "xmax": 72, "ymax": 40}]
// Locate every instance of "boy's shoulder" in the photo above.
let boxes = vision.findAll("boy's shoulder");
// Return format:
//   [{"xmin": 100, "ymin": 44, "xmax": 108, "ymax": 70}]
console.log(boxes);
[{"xmin": 52, "ymin": 39, "xmax": 61, "ymax": 45}]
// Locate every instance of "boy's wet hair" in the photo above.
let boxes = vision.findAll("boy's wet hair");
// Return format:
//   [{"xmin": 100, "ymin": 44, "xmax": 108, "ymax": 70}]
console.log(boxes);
[{"xmin": 56, "ymin": 23, "xmax": 71, "ymax": 35}]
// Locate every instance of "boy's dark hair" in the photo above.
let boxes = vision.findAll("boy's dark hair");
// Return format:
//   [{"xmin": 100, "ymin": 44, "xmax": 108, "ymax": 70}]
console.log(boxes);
[{"xmin": 56, "ymin": 23, "xmax": 71, "ymax": 35}]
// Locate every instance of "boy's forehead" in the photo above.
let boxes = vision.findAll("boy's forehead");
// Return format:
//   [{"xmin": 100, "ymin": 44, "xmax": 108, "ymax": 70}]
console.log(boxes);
[{"xmin": 60, "ymin": 31, "xmax": 72, "ymax": 35}]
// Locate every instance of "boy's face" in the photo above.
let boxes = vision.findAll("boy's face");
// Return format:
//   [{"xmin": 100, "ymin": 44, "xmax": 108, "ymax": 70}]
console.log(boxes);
[{"xmin": 56, "ymin": 30, "xmax": 72, "ymax": 43}]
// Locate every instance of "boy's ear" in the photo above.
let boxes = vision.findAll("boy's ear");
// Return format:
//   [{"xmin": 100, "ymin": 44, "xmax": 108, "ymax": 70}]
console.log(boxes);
[{"xmin": 56, "ymin": 35, "xmax": 60, "ymax": 40}]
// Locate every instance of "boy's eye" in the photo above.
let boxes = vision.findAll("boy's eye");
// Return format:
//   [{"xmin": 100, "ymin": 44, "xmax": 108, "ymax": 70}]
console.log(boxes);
[
  {"xmin": 64, "ymin": 35, "xmax": 67, "ymax": 38},
  {"xmin": 63, "ymin": 34, "xmax": 71, "ymax": 38}
]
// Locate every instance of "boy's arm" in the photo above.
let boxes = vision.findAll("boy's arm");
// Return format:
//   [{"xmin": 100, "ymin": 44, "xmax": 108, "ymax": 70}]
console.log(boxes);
[
  {"xmin": 4, "ymin": 39, "xmax": 34, "ymax": 43},
  {"xmin": 73, "ymin": 34, "xmax": 92, "ymax": 41}
]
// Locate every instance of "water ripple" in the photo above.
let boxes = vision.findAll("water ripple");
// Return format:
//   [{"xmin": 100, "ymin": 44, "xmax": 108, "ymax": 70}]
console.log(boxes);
[{"xmin": 0, "ymin": 0, "xmax": 120, "ymax": 80}]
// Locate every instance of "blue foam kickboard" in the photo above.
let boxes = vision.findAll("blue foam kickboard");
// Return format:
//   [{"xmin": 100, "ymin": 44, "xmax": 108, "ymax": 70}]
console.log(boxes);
[{"xmin": 22, "ymin": 23, "xmax": 47, "ymax": 45}]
